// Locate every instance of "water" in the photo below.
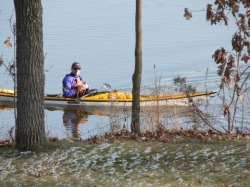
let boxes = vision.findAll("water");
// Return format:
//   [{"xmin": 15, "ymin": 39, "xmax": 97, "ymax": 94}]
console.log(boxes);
[
  {"xmin": 0, "ymin": 0, "xmax": 241, "ymax": 140},
  {"xmin": 0, "ymin": 106, "xmax": 114, "ymax": 141}
]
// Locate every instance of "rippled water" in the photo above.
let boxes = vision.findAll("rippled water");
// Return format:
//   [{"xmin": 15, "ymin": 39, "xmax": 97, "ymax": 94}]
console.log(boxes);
[{"xmin": 0, "ymin": 0, "xmax": 242, "ymax": 140}]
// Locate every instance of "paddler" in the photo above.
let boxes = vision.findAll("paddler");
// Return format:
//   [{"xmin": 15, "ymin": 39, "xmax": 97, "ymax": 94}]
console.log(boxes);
[{"xmin": 62, "ymin": 62, "xmax": 89, "ymax": 98}]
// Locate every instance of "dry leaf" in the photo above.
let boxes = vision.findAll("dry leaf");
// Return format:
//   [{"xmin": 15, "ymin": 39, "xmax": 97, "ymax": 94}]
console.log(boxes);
[{"xmin": 4, "ymin": 37, "xmax": 13, "ymax": 47}]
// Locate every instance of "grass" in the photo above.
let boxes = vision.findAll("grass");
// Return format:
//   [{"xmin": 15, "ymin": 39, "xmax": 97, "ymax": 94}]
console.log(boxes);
[{"xmin": 0, "ymin": 138, "xmax": 250, "ymax": 187}]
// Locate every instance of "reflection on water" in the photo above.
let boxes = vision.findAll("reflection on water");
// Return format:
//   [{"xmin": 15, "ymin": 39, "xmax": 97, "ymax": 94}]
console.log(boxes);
[
  {"xmin": 0, "ymin": 105, "xmax": 112, "ymax": 141},
  {"xmin": 46, "ymin": 105, "xmax": 113, "ymax": 140},
  {"xmin": 1, "ymin": 99, "xmax": 250, "ymax": 141},
  {"xmin": 63, "ymin": 108, "xmax": 89, "ymax": 139},
  {"xmin": 0, "ymin": 104, "xmax": 204, "ymax": 140},
  {"xmin": 0, "ymin": 103, "xmax": 230, "ymax": 141}
]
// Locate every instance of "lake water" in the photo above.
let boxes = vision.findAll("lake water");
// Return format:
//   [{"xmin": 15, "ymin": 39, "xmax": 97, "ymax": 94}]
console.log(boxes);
[{"xmin": 0, "ymin": 0, "xmax": 239, "ymax": 140}]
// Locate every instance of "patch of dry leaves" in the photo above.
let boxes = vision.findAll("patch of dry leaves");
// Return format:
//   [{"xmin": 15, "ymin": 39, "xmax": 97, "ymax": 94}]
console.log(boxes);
[
  {"xmin": 86, "ymin": 129, "xmax": 250, "ymax": 144},
  {"xmin": 1, "ymin": 129, "xmax": 250, "ymax": 148}
]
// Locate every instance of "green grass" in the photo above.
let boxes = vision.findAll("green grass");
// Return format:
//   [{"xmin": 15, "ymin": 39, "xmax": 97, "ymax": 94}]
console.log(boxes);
[{"xmin": 0, "ymin": 139, "xmax": 250, "ymax": 187}]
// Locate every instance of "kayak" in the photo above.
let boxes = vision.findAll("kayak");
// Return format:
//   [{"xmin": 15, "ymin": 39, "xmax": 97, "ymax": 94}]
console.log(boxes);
[{"xmin": 0, "ymin": 88, "xmax": 216, "ymax": 107}]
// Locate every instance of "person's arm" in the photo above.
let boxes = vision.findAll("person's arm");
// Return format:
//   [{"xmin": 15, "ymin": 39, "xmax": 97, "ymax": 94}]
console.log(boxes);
[
  {"xmin": 62, "ymin": 77, "xmax": 77, "ymax": 97},
  {"xmin": 79, "ymin": 76, "xmax": 90, "ymax": 92}
]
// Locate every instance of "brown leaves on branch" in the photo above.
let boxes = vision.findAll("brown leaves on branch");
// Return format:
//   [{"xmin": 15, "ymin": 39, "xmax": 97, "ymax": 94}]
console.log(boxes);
[
  {"xmin": 213, "ymin": 48, "xmax": 227, "ymax": 65},
  {"xmin": 185, "ymin": 1, "xmax": 250, "ymax": 32},
  {"xmin": 243, "ymin": 0, "xmax": 250, "ymax": 8},
  {"xmin": 225, "ymin": 55, "xmax": 235, "ymax": 81},
  {"xmin": 206, "ymin": 3, "xmax": 228, "ymax": 25},
  {"xmin": 212, "ymin": 31, "xmax": 250, "ymax": 84},
  {"xmin": 212, "ymin": 48, "xmax": 240, "ymax": 84},
  {"xmin": 184, "ymin": 1, "xmax": 250, "ymax": 133},
  {"xmin": 242, "ymin": 54, "xmax": 250, "ymax": 63},
  {"xmin": 232, "ymin": 33, "xmax": 243, "ymax": 52},
  {"xmin": 212, "ymin": 48, "xmax": 227, "ymax": 76},
  {"xmin": 206, "ymin": 0, "xmax": 250, "ymax": 81},
  {"xmin": 183, "ymin": 8, "xmax": 192, "ymax": 20},
  {"xmin": 207, "ymin": 0, "xmax": 250, "ymax": 27},
  {"xmin": 237, "ymin": 14, "xmax": 248, "ymax": 33},
  {"xmin": 206, "ymin": 4, "xmax": 213, "ymax": 21},
  {"xmin": 4, "ymin": 37, "xmax": 12, "ymax": 47}
]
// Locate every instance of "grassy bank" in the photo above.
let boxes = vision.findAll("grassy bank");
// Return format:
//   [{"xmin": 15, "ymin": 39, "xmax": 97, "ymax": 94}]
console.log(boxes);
[{"xmin": 0, "ymin": 138, "xmax": 250, "ymax": 187}]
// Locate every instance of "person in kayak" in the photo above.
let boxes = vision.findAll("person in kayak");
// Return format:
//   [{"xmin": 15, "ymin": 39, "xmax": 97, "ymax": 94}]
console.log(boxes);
[{"xmin": 62, "ymin": 62, "xmax": 89, "ymax": 98}]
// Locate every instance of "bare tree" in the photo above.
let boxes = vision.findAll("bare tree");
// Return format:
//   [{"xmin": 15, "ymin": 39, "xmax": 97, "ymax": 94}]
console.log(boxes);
[
  {"xmin": 14, "ymin": 0, "xmax": 45, "ymax": 150},
  {"xmin": 131, "ymin": 0, "xmax": 142, "ymax": 133}
]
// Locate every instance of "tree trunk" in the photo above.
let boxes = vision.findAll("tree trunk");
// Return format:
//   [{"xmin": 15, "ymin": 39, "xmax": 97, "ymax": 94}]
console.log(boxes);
[
  {"xmin": 14, "ymin": 0, "xmax": 45, "ymax": 151},
  {"xmin": 131, "ymin": 0, "xmax": 142, "ymax": 133}
]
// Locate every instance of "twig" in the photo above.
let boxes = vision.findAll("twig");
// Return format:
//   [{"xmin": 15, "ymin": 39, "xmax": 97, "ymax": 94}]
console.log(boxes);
[{"xmin": 191, "ymin": 103, "xmax": 223, "ymax": 134}]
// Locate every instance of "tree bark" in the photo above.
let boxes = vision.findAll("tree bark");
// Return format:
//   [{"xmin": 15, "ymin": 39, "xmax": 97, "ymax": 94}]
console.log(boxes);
[
  {"xmin": 131, "ymin": 0, "xmax": 142, "ymax": 133},
  {"xmin": 14, "ymin": 0, "xmax": 45, "ymax": 151}
]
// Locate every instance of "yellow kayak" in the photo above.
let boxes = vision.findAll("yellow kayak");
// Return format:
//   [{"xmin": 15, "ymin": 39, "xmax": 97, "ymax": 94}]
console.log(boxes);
[{"xmin": 0, "ymin": 88, "xmax": 216, "ymax": 107}]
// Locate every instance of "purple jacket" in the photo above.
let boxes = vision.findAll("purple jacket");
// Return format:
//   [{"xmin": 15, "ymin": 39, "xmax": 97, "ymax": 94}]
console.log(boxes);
[{"xmin": 62, "ymin": 73, "xmax": 89, "ymax": 97}]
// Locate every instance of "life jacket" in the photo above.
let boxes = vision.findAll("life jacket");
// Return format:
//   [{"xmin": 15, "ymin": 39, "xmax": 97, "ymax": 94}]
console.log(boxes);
[{"xmin": 62, "ymin": 73, "xmax": 84, "ymax": 97}]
